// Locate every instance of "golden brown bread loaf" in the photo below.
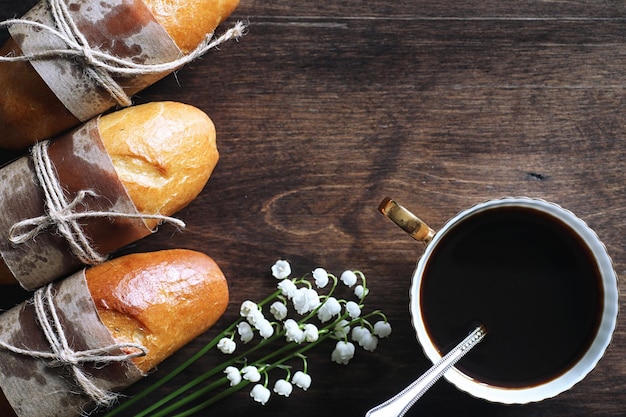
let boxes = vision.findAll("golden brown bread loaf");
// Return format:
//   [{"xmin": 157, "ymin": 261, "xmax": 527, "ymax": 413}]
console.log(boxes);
[
  {"xmin": 98, "ymin": 101, "xmax": 219, "ymax": 229},
  {"xmin": 147, "ymin": 0, "xmax": 240, "ymax": 54},
  {"xmin": 0, "ymin": 0, "xmax": 240, "ymax": 149},
  {"xmin": 0, "ymin": 101, "xmax": 219, "ymax": 285},
  {"xmin": 0, "ymin": 249, "xmax": 229, "ymax": 415},
  {"xmin": 86, "ymin": 249, "xmax": 229, "ymax": 372},
  {"xmin": 0, "ymin": 40, "xmax": 77, "ymax": 150}
]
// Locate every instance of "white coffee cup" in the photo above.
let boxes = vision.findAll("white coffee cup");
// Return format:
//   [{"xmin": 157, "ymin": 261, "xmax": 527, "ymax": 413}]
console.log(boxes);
[{"xmin": 380, "ymin": 197, "xmax": 619, "ymax": 404}]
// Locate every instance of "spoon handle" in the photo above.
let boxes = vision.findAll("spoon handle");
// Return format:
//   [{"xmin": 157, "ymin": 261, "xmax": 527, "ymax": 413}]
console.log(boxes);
[{"xmin": 365, "ymin": 324, "xmax": 486, "ymax": 417}]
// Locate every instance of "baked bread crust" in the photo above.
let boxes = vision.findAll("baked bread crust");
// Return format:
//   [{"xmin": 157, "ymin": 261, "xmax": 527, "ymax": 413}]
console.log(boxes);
[
  {"xmin": 0, "ymin": 0, "xmax": 240, "ymax": 149},
  {"xmin": 86, "ymin": 249, "xmax": 229, "ymax": 372},
  {"xmin": 144, "ymin": 0, "xmax": 240, "ymax": 53},
  {"xmin": 0, "ymin": 249, "xmax": 228, "ymax": 414},
  {"xmin": 0, "ymin": 101, "xmax": 218, "ymax": 285},
  {"xmin": 99, "ymin": 101, "xmax": 219, "ymax": 229}
]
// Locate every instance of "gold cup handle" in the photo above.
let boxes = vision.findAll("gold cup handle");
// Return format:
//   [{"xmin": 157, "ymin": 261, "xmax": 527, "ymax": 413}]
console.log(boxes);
[{"xmin": 378, "ymin": 197, "xmax": 435, "ymax": 243}]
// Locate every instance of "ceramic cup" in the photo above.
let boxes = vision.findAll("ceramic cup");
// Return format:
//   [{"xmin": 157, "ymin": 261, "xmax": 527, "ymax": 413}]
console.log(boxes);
[{"xmin": 380, "ymin": 197, "xmax": 618, "ymax": 404}]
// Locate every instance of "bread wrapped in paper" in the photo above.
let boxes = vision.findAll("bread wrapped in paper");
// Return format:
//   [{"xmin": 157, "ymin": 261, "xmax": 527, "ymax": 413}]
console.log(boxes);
[
  {"xmin": 0, "ymin": 249, "xmax": 228, "ymax": 417},
  {"xmin": 0, "ymin": 101, "xmax": 219, "ymax": 289},
  {"xmin": 0, "ymin": 0, "xmax": 241, "ymax": 149}
]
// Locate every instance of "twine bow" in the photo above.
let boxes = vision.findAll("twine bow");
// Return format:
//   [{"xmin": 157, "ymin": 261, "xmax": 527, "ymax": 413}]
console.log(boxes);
[
  {"xmin": 0, "ymin": 284, "xmax": 148, "ymax": 408},
  {"xmin": 8, "ymin": 139, "xmax": 186, "ymax": 265},
  {"xmin": 0, "ymin": 0, "xmax": 246, "ymax": 107}
]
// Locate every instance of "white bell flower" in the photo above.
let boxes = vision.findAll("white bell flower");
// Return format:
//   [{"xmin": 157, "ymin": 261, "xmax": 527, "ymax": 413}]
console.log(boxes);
[
  {"xmin": 351, "ymin": 325, "xmax": 378, "ymax": 351},
  {"xmin": 217, "ymin": 337, "xmax": 236, "ymax": 354},
  {"xmin": 237, "ymin": 322, "xmax": 254, "ymax": 344},
  {"xmin": 351, "ymin": 325, "xmax": 369, "ymax": 344},
  {"xmin": 317, "ymin": 296, "xmax": 341, "ymax": 323},
  {"xmin": 340, "ymin": 270, "xmax": 358, "ymax": 287},
  {"xmin": 270, "ymin": 301, "xmax": 288, "ymax": 320},
  {"xmin": 312, "ymin": 267, "xmax": 329, "ymax": 288},
  {"xmin": 354, "ymin": 284, "xmax": 369, "ymax": 299},
  {"xmin": 333, "ymin": 319, "xmax": 351, "ymax": 339},
  {"xmin": 373, "ymin": 321, "xmax": 392, "ymax": 338},
  {"xmin": 273, "ymin": 379, "xmax": 293, "ymax": 397},
  {"xmin": 250, "ymin": 384, "xmax": 271, "ymax": 405},
  {"xmin": 345, "ymin": 301, "xmax": 361, "ymax": 319},
  {"xmin": 303, "ymin": 323, "xmax": 319, "ymax": 342},
  {"xmin": 224, "ymin": 366, "xmax": 242, "ymax": 386},
  {"xmin": 271, "ymin": 260, "xmax": 292, "ymax": 279},
  {"xmin": 240, "ymin": 300, "xmax": 258, "ymax": 317},
  {"xmin": 277, "ymin": 279, "xmax": 297, "ymax": 299},
  {"xmin": 291, "ymin": 288, "xmax": 309, "ymax": 314},
  {"xmin": 246, "ymin": 309, "xmax": 265, "ymax": 326},
  {"xmin": 284, "ymin": 318, "xmax": 299, "ymax": 331},
  {"xmin": 292, "ymin": 287, "xmax": 320, "ymax": 315},
  {"xmin": 242, "ymin": 365, "xmax": 262, "ymax": 382},
  {"xmin": 360, "ymin": 332, "xmax": 379, "ymax": 352},
  {"xmin": 256, "ymin": 318, "xmax": 274, "ymax": 339},
  {"xmin": 305, "ymin": 288, "xmax": 321, "ymax": 311},
  {"xmin": 284, "ymin": 319, "xmax": 305, "ymax": 344},
  {"xmin": 292, "ymin": 371, "xmax": 312, "ymax": 391},
  {"xmin": 331, "ymin": 341, "xmax": 355, "ymax": 365}
]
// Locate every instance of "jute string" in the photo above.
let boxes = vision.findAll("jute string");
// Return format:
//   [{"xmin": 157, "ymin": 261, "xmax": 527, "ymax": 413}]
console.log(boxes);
[
  {"xmin": 0, "ymin": 284, "xmax": 148, "ymax": 408},
  {"xmin": 8, "ymin": 139, "xmax": 186, "ymax": 265},
  {"xmin": 0, "ymin": 0, "xmax": 246, "ymax": 107}
]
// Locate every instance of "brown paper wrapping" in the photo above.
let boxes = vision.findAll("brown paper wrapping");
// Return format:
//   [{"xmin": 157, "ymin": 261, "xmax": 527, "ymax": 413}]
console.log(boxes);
[
  {"xmin": 0, "ymin": 118, "xmax": 152, "ymax": 290},
  {"xmin": 9, "ymin": 0, "xmax": 182, "ymax": 121},
  {"xmin": 0, "ymin": 270, "xmax": 144, "ymax": 417}
]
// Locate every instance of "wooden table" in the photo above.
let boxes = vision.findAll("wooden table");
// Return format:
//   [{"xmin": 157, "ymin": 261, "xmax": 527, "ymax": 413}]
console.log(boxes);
[{"xmin": 0, "ymin": 1, "xmax": 625, "ymax": 416}]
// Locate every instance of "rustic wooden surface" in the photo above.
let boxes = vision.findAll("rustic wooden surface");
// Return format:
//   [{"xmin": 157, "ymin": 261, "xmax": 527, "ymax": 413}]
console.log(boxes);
[{"xmin": 0, "ymin": 1, "xmax": 625, "ymax": 416}]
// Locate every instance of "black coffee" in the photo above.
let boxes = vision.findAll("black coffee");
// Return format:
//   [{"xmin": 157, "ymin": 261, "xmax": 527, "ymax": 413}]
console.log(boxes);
[{"xmin": 420, "ymin": 206, "xmax": 603, "ymax": 387}]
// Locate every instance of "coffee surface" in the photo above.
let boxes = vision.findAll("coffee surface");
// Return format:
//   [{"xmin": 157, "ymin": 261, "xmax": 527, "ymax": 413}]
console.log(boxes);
[{"xmin": 420, "ymin": 206, "xmax": 602, "ymax": 387}]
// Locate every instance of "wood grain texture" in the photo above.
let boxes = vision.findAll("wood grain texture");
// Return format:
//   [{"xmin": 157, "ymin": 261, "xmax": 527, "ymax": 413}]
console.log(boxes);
[{"xmin": 0, "ymin": 1, "xmax": 625, "ymax": 416}]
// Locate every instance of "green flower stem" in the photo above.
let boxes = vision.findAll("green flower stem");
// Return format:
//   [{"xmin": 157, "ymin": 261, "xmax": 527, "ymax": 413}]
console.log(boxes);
[
  {"xmin": 143, "ymin": 340, "xmax": 313, "ymax": 416},
  {"xmin": 101, "ymin": 323, "xmax": 236, "ymax": 417},
  {"xmin": 298, "ymin": 353, "xmax": 309, "ymax": 374},
  {"xmin": 131, "ymin": 337, "xmax": 280, "ymax": 417},
  {"xmin": 145, "ymin": 376, "xmax": 232, "ymax": 417},
  {"xmin": 170, "ymin": 380, "xmax": 252, "ymax": 417},
  {"xmin": 159, "ymin": 328, "xmax": 337, "ymax": 417},
  {"xmin": 134, "ymin": 311, "xmax": 344, "ymax": 417},
  {"xmin": 107, "ymin": 277, "xmax": 377, "ymax": 417},
  {"xmin": 355, "ymin": 271, "xmax": 367, "ymax": 289},
  {"xmin": 128, "ymin": 326, "xmax": 288, "ymax": 416},
  {"xmin": 103, "ymin": 289, "xmax": 285, "ymax": 417},
  {"xmin": 257, "ymin": 288, "xmax": 285, "ymax": 308},
  {"xmin": 323, "ymin": 274, "xmax": 339, "ymax": 298},
  {"xmin": 263, "ymin": 332, "xmax": 325, "ymax": 371}
]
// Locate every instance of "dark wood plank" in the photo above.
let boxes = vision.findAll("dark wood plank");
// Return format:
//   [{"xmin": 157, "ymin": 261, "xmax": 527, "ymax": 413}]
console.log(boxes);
[{"xmin": 0, "ymin": 1, "xmax": 624, "ymax": 416}]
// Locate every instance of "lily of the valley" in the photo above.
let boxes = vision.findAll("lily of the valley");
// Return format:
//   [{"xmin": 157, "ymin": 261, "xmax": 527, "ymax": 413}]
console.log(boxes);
[
  {"xmin": 104, "ymin": 259, "xmax": 391, "ymax": 416},
  {"xmin": 292, "ymin": 371, "xmax": 312, "ymax": 391},
  {"xmin": 273, "ymin": 379, "xmax": 293, "ymax": 397},
  {"xmin": 250, "ymin": 384, "xmax": 271, "ymax": 404},
  {"xmin": 331, "ymin": 341, "xmax": 356, "ymax": 365}
]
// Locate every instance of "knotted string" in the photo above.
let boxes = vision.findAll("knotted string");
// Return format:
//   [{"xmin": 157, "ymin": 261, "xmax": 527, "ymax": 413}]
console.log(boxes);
[
  {"xmin": 0, "ymin": 0, "xmax": 246, "ymax": 107},
  {"xmin": 8, "ymin": 139, "xmax": 186, "ymax": 265},
  {"xmin": 48, "ymin": 0, "xmax": 131, "ymax": 106},
  {"xmin": 0, "ymin": 284, "xmax": 148, "ymax": 408}
]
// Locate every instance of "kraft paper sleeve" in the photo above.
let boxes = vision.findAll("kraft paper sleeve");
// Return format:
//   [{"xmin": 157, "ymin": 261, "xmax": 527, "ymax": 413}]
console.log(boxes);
[
  {"xmin": 0, "ymin": 118, "xmax": 152, "ymax": 290},
  {"xmin": 9, "ymin": 0, "xmax": 182, "ymax": 121},
  {"xmin": 0, "ymin": 270, "xmax": 144, "ymax": 417}
]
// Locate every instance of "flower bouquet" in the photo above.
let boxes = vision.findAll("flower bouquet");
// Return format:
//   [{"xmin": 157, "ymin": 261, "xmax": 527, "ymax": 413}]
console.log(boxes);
[{"xmin": 104, "ymin": 260, "xmax": 391, "ymax": 416}]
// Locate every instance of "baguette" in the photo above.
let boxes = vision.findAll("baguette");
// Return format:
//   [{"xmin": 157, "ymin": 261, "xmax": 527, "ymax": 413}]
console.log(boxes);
[
  {"xmin": 0, "ymin": 101, "xmax": 219, "ymax": 286},
  {"xmin": 0, "ymin": 249, "xmax": 229, "ymax": 416},
  {"xmin": 98, "ymin": 101, "xmax": 219, "ymax": 229},
  {"xmin": 0, "ymin": 0, "xmax": 240, "ymax": 150},
  {"xmin": 86, "ymin": 249, "xmax": 229, "ymax": 372}
]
